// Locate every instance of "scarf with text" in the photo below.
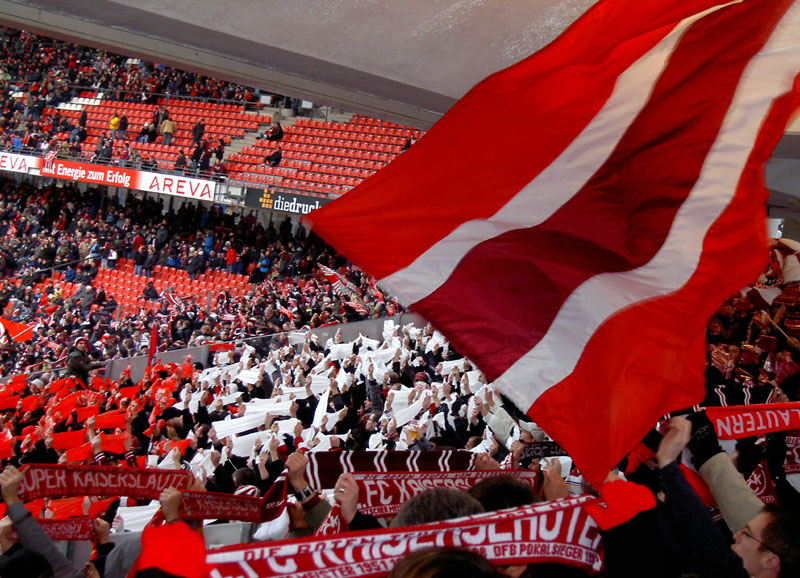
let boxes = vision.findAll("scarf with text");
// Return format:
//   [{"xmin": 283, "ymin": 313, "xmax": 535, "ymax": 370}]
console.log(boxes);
[
  {"xmin": 18, "ymin": 464, "xmax": 193, "ymax": 500},
  {"xmin": 318, "ymin": 470, "xmax": 540, "ymax": 532},
  {"xmin": 706, "ymin": 402, "xmax": 800, "ymax": 440},
  {"xmin": 9, "ymin": 517, "xmax": 95, "ymax": 542},
  {"xmin": 209, "ymin": 496, "xmax": 603, "ymax": 577}
]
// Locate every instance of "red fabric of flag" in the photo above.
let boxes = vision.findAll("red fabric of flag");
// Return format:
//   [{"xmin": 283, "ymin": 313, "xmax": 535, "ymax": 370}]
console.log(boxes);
[
  {"xmin": 47, "ymin": 377, "xmax": 76, "ymax": 395},
  {"xmin": 147, "ymin": 322, "xmax": 158, "ymax": 368},
  {"xmin": 94, "ymin": 410, "xmax": 126, "ymax": 430},
  {"xmin": 0, "ymin": 436, "xmax": 14, "ymax": 460},
  {"xmin": 65, "ymin": 442, "xmax": 92, "ymax": 463},
  {"xmin": 20, "ymin": 395, "xmax": 39, "ymax": 413},
  {"xmin": 119, "ymin": 385, "xmax": 139, "ymax": 401},
  {"xmin": 0, "ymin": 396, "xmax": 19, "ymax": 411},
  {"xmin": 88, "ymin": 497, "xmax": 118, "ymax": 518},
  {"xmin": 305, "ymin": 0, "xmax": 800, "ymax": 483},
  {"xmin": 75, "ymin": 406, "xmax": 100, "ymax": 423},
  {"xmin": 166, "ymin": 439, "xmax": 191, "ymax": 456},
  {"xmin": 51, "ymin": 429, "xmax": 87, "ymax": 451},
  {"xmin": 100, "ymin": 432, "xmax": 130, "ymax": 454},
  {"xmin": 0, "ymin": 318, "xmax": 34, "ymax": 341},
  {"xmin": 47, "ymin": 497, "xmax": 85, "ymax": 519},
  {"xmin": 208, "ymin": 343, "xmax": 235, "ymax": 352},
  {"xmin": 7, "ymin": 380, "xmax": 26, "ymax": 394}
]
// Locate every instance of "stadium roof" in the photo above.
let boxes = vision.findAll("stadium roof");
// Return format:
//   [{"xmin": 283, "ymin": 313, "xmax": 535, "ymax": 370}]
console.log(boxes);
[{"xmin": 0, "ymin": 0, "xmax": 596, "ymax": 128}]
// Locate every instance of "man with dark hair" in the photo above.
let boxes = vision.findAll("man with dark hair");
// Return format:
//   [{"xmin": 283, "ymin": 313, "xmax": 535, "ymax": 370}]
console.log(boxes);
[
  {"xmin": 657, "ymin": 418, "xmax": 800, "ymax": 578},
  {"xmin": 733, "ymin": 504, "xmax": 800, "ymax": 578},
  {"xmin": 264, "ymin": 146, "xmax": 282, "ymax": 167},
  {"xmin": 467, "ymin": 474, "xmax": 538, "ymax": 511},
  {"xmin": 390, "ymin": 487, "xmax": 484, "ymax": 528},
  {"xmin": 174, "ymin": 149, "xmax": 187, "ymax": 173},
  {"xmin": 389, "ymin": 548, "xmax": 503, "ymax": 578}
]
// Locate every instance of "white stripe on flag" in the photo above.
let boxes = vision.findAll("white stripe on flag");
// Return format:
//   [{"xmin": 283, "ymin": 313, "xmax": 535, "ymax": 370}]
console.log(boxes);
[
  {"xmin": 496, "ymin": 1, "xmax": 800, "ymax": 411},
  {"xmin": 379, "ymin": 5, "xmax": 727, "ymax": 305}
]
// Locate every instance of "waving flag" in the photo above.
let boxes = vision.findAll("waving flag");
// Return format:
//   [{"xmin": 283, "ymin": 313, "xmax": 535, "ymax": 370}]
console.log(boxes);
[
  {"xmin": 0, "ymin": 318, "xmax": 35, "ymax": 342},
  {"xmin": 304, "ymin": 0, "xmax": 800, "ymax": 483},
  {"xmin": 319, "ymin": 264, "xmax": 360, "ymax": 299}
]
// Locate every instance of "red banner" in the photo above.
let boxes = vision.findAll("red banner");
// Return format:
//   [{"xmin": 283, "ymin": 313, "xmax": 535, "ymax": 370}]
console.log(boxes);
[
  {"xmin": 208, "ymin": 496, "xmax": 603, "ymax": 577},
  {"xmin": 18, "ymin": 464, "xmax": 192, "ymax": 500},
  {"xmin": 75, "ymin": 406, "xmax": 100, "ymax": 423},
  {"xmin": 40, "ymin": 158, "xmax": 136, "ymax": 188},
  {"xmin": 706, "ymin": 402, "xmax": 800, "ymax": 440},
  {"xmin": 352, "ymin": 470, "xmax": 539, "ymax": 517},
  {"xmin": 64, "ymin": 443, "xmax": 91, "ymax": 463}
]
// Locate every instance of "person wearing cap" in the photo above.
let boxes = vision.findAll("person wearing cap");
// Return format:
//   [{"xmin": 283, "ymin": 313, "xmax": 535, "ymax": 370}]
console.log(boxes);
[{"xmin": 65, "ymin": 336, "xmax": 102, "ymax": 387}]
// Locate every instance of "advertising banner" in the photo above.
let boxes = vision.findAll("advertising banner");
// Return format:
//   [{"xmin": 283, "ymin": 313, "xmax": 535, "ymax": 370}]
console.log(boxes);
[
  {"xmin": 0, "ymin": 151, "xmax": 37, "ymax": 174},
  {"xmin": 245, "ymin": 187, "xmax": 332, "ymax": 214},
  {"xmin": 0, "ymin": 153, "xmax": 218, "ymax": 199}
]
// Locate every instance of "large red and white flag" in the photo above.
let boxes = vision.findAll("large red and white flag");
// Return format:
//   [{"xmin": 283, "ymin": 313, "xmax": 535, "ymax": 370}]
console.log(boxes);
[{"xmin": 304, "ymin": 0, "xmax": 800, "ymax": 483}]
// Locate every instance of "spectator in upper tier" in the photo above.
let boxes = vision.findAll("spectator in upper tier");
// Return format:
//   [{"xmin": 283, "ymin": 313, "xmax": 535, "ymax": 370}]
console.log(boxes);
[
  {"xmin": 174, "ymin": 149, "xmax": 188, "ymax": 173},
  {"xmin": 118, "ymin": 113, "xmax": 129, "ymax": 140},
  {"xmin": 141, "ymin": 155, "xmax": 158, "ymax": 172},
  {"xmin": 68, "ymin": 125, "xmax": 86, "ymax": 144},
  {"xmin": 198, "ymin": 146, "xmax": 212, "ymax": 177},
  {"xmin": 135, "ymin": 122, "xmax": 149, "ymax": 143},
  {"xmin": 115, "ymin": 142, "xmax": 131, "ymax": 167},
  {"xmin": 211, "ymin": 160, "xmax": 227, "ymax": 181},
  {"xmin": 214, "ymin": 138, "xmax": 225, "ymax": 162},
  {"xmin": 108, "ymin": 112, "xmax": 120, "ymax": 140},
  {"xmin": 146, "ymin": 122, "xmax": 158, "ymax": 144},
  {"xmin": 190, "ymin": 119, "xmax": 205, "ymax": 148},
  {"xmin": 142, "ymin": 281, "xmax": 159, "ymax": 301},
  {"xmin": 159, "ymin": 117, "xmax": 176, "ymax": 146},
  {"xmin": 258, "ymin": 122, "xmax": 283, "ymax": 142},
  {"xmin": 191, "ymin": 142, "xmax": 203, "ymax": 174},
  {"xmin": 264, "ymin": 146, "xmax": 282, "ymax": 167},
  {"xmin": 401, "ymin": 133, "xmax": 417, "ymax": 151}
]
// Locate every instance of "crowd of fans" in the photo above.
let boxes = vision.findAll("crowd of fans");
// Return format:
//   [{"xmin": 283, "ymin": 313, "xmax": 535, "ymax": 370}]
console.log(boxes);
[
  {"xmin": 0, "ymin": 285, "xmax": 796, "ymax": 576},
  {"xmin": 0, "ymin": 26, "xmax": 267, "ymax": 161},
  {"xmin": 0, "ymin": 175, "xmax": 400, "ymax": 378}
]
